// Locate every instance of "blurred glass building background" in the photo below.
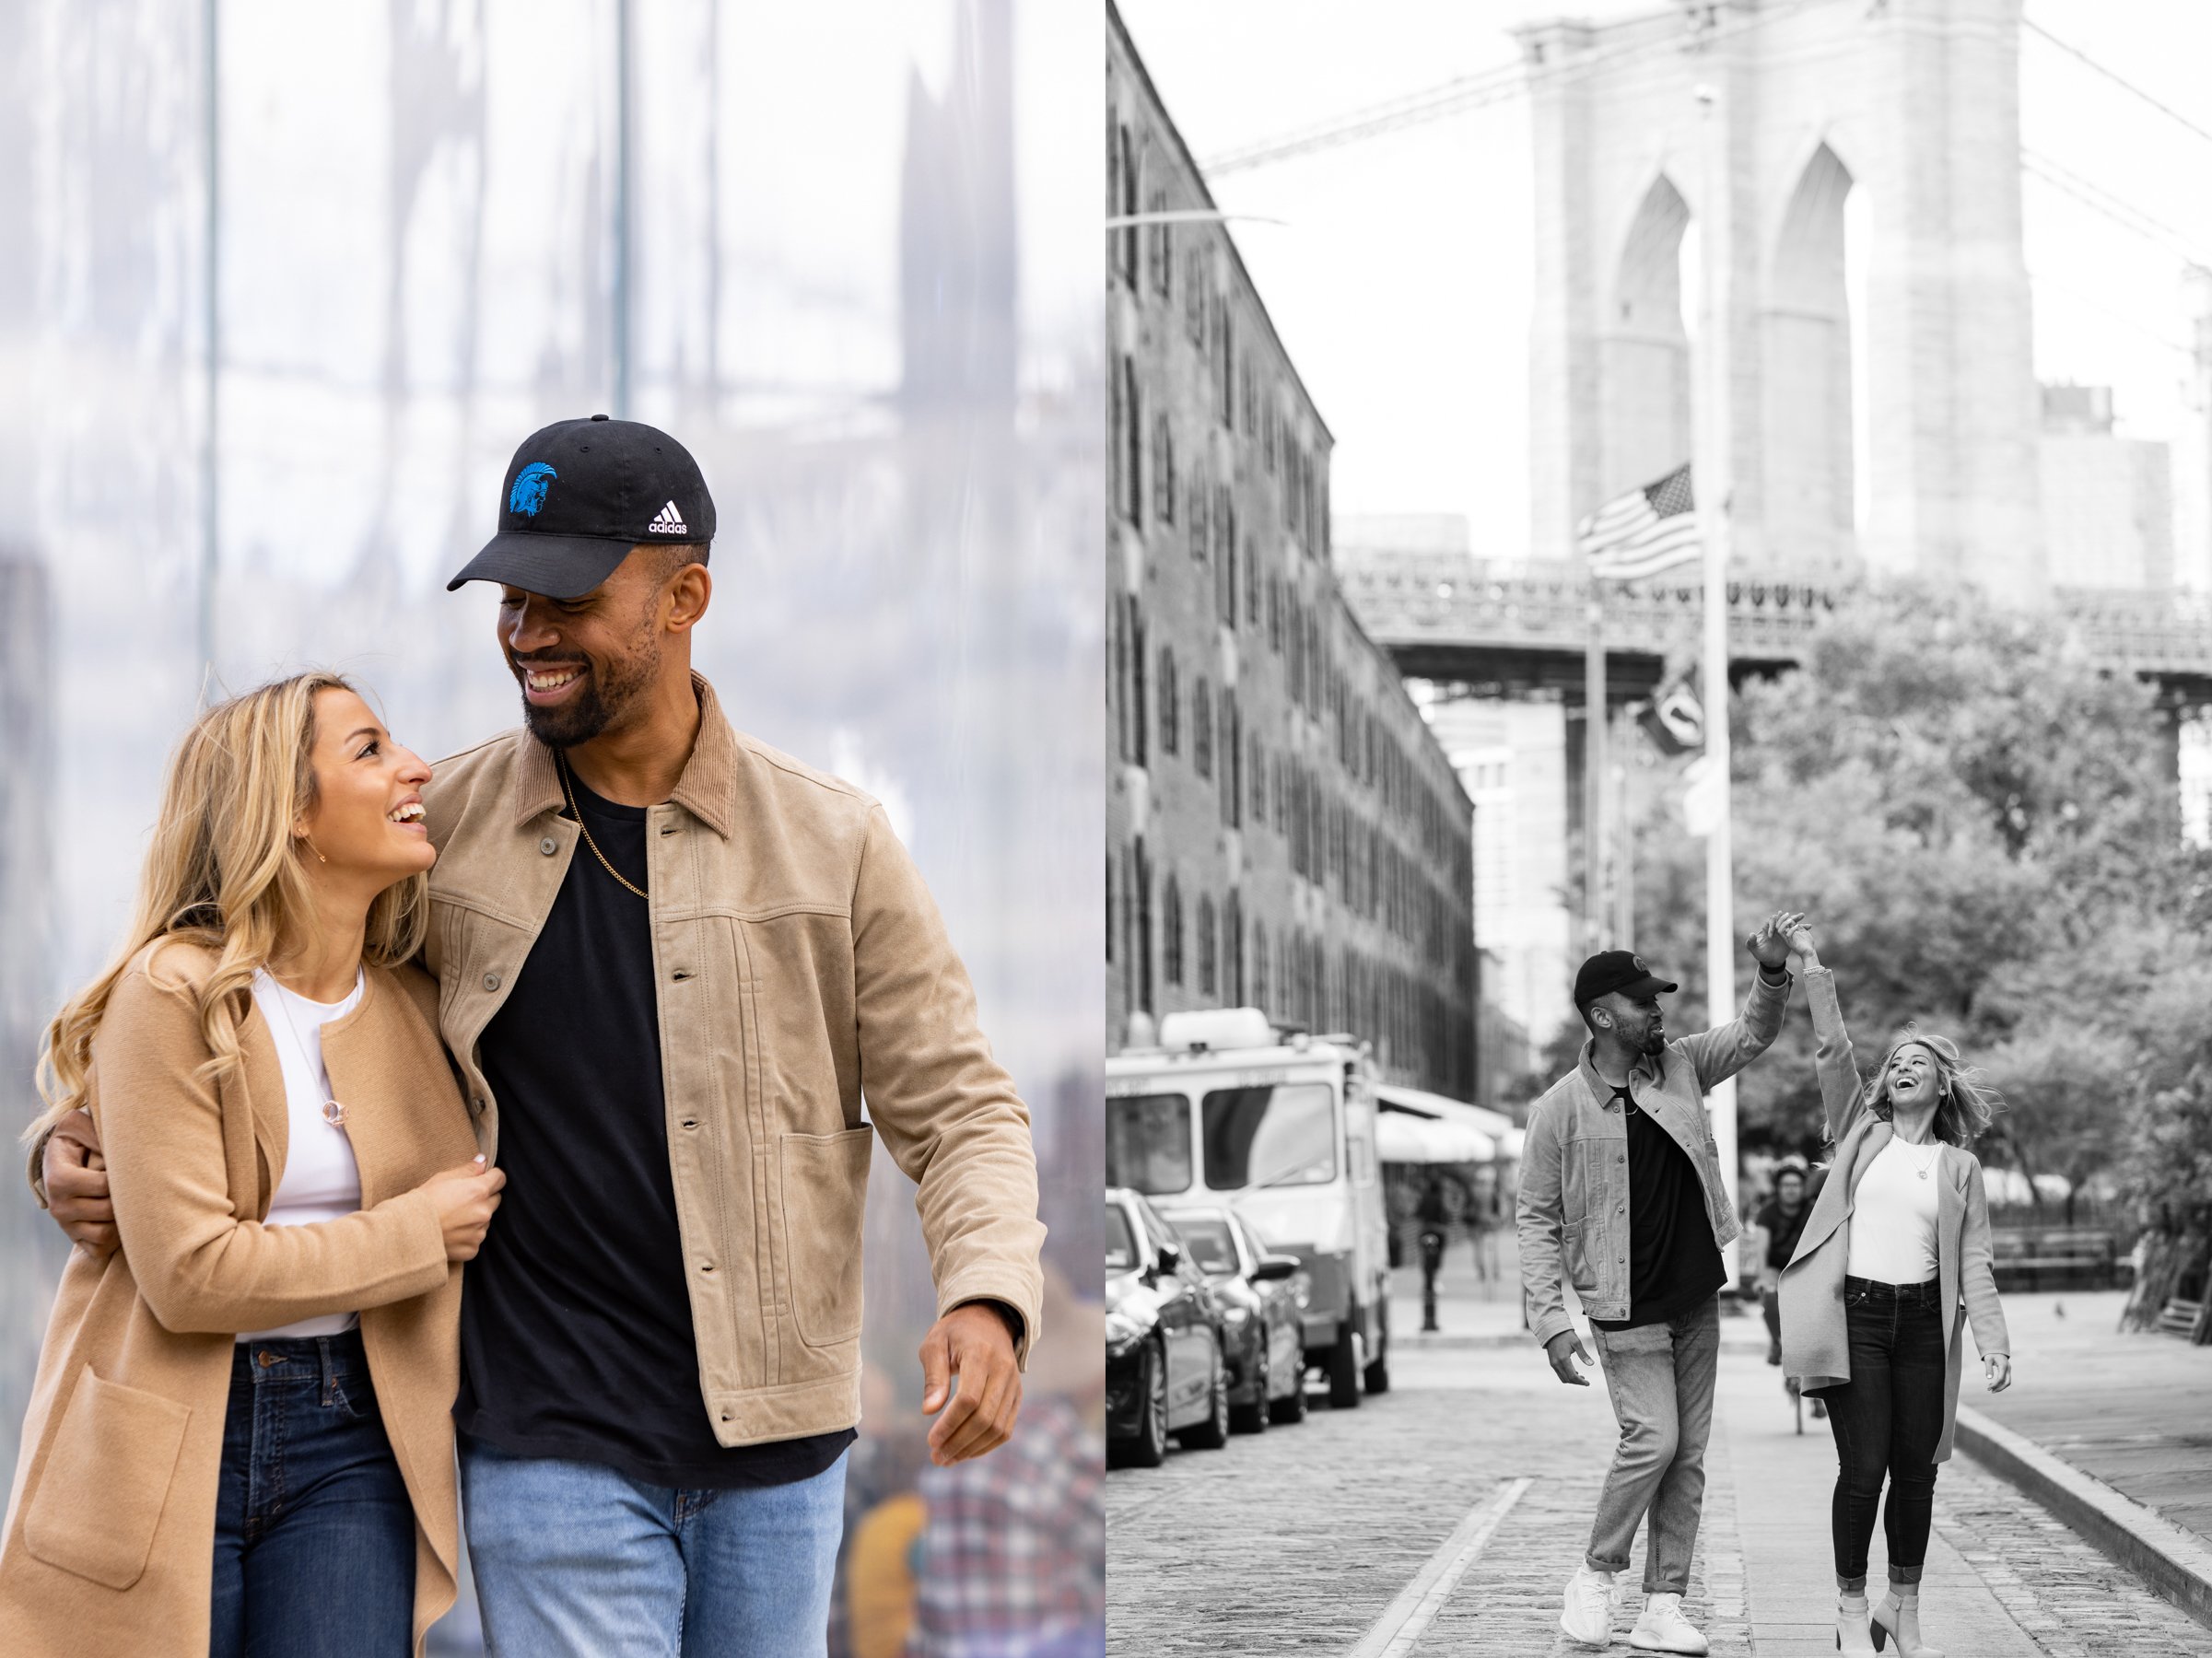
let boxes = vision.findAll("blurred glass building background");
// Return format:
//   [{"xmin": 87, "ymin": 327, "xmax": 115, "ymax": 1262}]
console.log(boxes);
[{"xmin": 0, "ymin": 2, "xmax": 1104, "ymax": 1652}]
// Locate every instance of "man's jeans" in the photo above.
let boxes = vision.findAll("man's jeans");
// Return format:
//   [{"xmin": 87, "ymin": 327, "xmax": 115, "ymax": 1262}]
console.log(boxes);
[
  {"xmin": 459, "ymin": 1432, "xmax": 849, "ymax": 1658},
  {"xmin": 210, "ymin": 1331, "xmax": 415, "ymax": 1658},
  {"xmin": 1586, "ymin": 1295, "xmax": 1721, "ymax": 1594}
]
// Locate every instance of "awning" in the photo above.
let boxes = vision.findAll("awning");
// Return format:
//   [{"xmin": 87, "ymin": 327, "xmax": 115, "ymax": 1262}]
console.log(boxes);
[
  {"xmin": 1376, "ymin": 1110, "xmax": 1494, "ymax": 1165},
  {"xmin": 1375, "ymin": 1083, "xmax": 1517, "ymax": 1165}
]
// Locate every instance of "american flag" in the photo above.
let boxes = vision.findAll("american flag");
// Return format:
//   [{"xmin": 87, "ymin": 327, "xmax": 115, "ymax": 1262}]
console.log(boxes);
[{"xmin": 1577, "ymin": 461, "xmax": 1702, "ymax": 580}]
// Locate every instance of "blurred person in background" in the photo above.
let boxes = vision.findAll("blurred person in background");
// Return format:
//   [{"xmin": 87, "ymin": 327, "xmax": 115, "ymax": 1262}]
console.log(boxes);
[
  {"xmin": 907, "ymin": 1263, "xmax": 1104, "ymax": 1658},
  {"xmin": 36, "ymin": 418, "xmax": 1048, "ymax": 1658},
  {"xmin": 1778, "ymin": 923, "xmax": 2010, "ymax": 1658},
  {"xmin": 0, "ymin": 675, "xmax": 502, "ymax": 1656},
  {"xmin": 1750, "ymin": 1160, "xmax": 1823, "ymax": 1421}
]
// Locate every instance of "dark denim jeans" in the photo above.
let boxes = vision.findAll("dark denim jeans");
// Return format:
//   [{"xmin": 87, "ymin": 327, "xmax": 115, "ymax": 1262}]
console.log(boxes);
[
  {"xmin": 1822, "ymin": 1276, "xmax": 1946, "ymax": 1592},
  {"xmin": 209, "ymin": 1330, "xmax": 415, "ymax": 1658}
]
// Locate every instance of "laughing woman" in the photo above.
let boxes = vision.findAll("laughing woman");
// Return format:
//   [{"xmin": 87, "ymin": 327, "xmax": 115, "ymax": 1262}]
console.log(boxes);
[
  {"xmin": 1778, "ymin": 924, "xmax": 2010, "ymax": 1658},
  {"xmin": 0, "ymin": 674, "xmax": 505, "ymax": 1658}
]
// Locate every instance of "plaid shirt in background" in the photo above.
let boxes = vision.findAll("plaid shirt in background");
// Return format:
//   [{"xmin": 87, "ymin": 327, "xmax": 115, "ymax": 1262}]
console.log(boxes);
[{"xmin": 907, "ymin": 1395, "xmax": 1106, "ymax": 1658}]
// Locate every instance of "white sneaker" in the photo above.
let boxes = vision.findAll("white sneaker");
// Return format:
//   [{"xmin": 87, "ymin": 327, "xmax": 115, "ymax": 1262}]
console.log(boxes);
[
  {"xmin": 1560, "ymin": 1564, "xmax": 1617, "ymax": 1645},
  {"xmin": 1628, "ymin": 1592, "xmax": 1709, "ymax": 1654}
]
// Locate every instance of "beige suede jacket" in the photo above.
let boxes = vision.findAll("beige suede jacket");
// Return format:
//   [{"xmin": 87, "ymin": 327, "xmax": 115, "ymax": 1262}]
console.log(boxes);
[{"xmin": 420, "ymin": 674, "xmax": 1045, "ymax": 1448}]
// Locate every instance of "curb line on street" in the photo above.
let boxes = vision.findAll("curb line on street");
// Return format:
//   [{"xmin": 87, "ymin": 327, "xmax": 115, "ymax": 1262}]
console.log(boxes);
[{"xmin": 1954, "ymin": 1404, "xmax": 2212, "ymax": 1632}]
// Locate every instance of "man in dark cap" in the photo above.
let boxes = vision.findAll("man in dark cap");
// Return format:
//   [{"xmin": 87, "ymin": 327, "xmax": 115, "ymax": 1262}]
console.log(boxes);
[
  {"xmin": 39, "ymin": 416, "xmax": 1046, "ymax": 1657},
  {"xmin": 1520, "ymin": 914, "xmax": 1802, "ymax": 1654}
]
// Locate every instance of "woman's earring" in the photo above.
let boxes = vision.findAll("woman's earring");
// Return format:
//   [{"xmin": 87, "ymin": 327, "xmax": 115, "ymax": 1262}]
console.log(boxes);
[{"xmin": 300, "ymin": 836, "xmax": 327, "ymax": 866}]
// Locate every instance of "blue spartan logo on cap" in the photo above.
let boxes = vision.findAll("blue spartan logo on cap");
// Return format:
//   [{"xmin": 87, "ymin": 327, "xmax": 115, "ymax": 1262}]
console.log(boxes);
[{"xmin": 509, "ymin": 462, "xmax": 558, "ymax": 518}]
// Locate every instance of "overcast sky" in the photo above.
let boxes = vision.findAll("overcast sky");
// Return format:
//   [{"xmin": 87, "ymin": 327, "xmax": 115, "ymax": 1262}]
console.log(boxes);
[{"xmin": 1117, "ymin": 0, "xmax": 2212, "ymax": 557}]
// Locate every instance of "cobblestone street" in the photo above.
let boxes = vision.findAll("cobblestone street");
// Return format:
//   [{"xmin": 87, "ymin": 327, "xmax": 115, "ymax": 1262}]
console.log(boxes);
[{"xmin": 1106, "ymin": 1325, "xmax": 2212, "ymax": 1656}]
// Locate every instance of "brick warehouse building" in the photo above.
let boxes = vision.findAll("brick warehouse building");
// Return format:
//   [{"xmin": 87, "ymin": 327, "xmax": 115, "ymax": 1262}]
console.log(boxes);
[{"xmin": 1105, "ymin": 5, "xmax": 1477, "ymax": 1100}]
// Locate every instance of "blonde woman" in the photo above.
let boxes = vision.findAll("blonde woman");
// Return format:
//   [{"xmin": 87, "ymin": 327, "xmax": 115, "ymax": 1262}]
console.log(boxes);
[
  {"xmin": 0, "ymin": 674, "xmax": 505, "ymax": 1657},
  {"xmin": 1778, "ymin": 924, "xmax": 2010, "ymax": 1658}
]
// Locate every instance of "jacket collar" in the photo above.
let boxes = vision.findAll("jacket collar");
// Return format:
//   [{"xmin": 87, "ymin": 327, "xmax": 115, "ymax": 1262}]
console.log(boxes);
[
  {"xmin": 1577, "ymin": 1039, "xmax": 1661, "ymax": 1112},
  {"xmin": 511, "ymin": 671, "xmax": 740, "ymax": 839}
]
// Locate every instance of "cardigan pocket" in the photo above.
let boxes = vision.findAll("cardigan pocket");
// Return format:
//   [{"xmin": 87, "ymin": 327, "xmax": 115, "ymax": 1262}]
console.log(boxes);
[{"xmin": 23, "ymin": 1366, "xmax": 192, "ymax": 1591}]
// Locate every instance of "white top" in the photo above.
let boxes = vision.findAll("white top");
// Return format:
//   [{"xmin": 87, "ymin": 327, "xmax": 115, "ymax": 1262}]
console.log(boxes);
[
  {"xmin": 1845, "ymin": 1137, "xmax": 1942, "ymax": 1285},
  {"xmin": 240, "ymin": 967, "xmax": 367, "ymax": 1341}
]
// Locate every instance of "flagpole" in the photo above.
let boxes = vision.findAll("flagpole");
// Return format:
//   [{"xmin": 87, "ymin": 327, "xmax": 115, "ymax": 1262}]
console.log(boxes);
[
  {"xmin": 1584, "ymin": 590, "xmax": 1608, "ymax": 952},
  {"xmin": 1694, "ymin": 76, "xmax": 1740, "ymax": 1282}
]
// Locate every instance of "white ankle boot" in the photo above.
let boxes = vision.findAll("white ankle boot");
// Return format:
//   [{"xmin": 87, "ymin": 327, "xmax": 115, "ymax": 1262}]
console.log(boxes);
[
  {"xmin": 1870, "ymin": 1584, "xmax": 1943, "ymax": 1656},
  {"xmin": 1835, "ymin": 1590, "xmax": 1877, "ymax": 1655}
]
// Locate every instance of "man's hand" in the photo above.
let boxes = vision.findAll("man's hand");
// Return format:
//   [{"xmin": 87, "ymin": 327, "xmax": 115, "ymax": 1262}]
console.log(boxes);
[
  {"xmin": 42, "ymin": 1109, "xmax": 116, "ymax": 1257},
  {"xmin": 1746, "ymin": 911, "xmax": 1805, "ymax": 974},
  {"xmin": 919, "ymin": 1302, "xmax": 1024, "ymax": 1466},
  {"xmin": 1984, "ymin": 1353, "xmax": 2012, "ymax": 1393},
  {"xmin": 1545, "ymin": 1329, "xmax": 1591, "ymax": 1387}
]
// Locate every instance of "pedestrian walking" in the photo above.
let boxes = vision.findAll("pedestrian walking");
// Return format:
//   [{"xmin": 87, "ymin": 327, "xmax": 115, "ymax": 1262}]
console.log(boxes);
[
  {"xmin": 1751, "ymin": 1161, "xmax": 1825, "ymax": 1422},
  {"xmin": 1518, "ymin": 914, "xmax": 1803, "ymax": 1653},
  {"xmin": 1777, "ymin": 923, "xmax": 2011, "ymax": 1658}
]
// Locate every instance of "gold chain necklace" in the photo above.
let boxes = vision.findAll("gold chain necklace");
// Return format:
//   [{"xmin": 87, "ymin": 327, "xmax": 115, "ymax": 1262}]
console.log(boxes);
[{"xmin": 558, "ymin": 752, "xmax": 649, "ymax": 900}]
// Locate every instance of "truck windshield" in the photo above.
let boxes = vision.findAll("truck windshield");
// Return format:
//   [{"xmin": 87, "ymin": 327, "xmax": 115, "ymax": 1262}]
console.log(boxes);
[
  {"xmin": 1106, "ymin": 1093, "xmax": 1194, "ymax": 1195},
  {"xmin": 1106, "ymin": 1203, "xmax": 1139, "ymax": 1272},
  {"xmin": 1202, "ymin": 1083, "xmax": 1337, "ymax": 1190}
]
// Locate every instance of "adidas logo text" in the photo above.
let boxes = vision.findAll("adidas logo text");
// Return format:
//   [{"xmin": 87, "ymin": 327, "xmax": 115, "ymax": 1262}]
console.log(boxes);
[{"xmin": 648, "ymin": 501, "xmax": 687, "ymax": 534}]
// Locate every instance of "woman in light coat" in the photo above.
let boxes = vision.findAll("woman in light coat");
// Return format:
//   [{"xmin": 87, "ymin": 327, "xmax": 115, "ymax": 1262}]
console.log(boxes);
[
  {"xmin": 1778, "ymin": 924, "xmax": 2010, "ymax": 1658},
  {"xmin": 0, "ymin": 673, "xmax": 505, "ymax": 1657}
]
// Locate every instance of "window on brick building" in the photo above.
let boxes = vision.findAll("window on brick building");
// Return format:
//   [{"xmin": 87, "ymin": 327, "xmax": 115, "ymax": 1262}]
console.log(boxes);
[
  {"xmin": 1220, "ymin": 525, "xmax": 1237, "ymax": 630},
  {"xmin": 1263, "ymin": 399, "xmax": 1277, "ymax": 473},
  {"xmin": 1193, "ymin": 677, "xmax": 1212, "ymax": 779},
  {"xmin": 1186, "ymin": 251, "xmax": 1205, "ymax": 345},
  {"xmin": 1153, "ymin": 416, "xmax": 1175, "ymax": 524},
  {"xmin": 1197, "ymin": 895, "xmax": 1216, "ymax": 998},
  {"xmin": 1222, "ymin": 689, "xmax": 1241, "ymax": 828},
  {"xmin": 1252, "ymin": 919, "xmax": 1269, "ymax": 1012},
  {"xmin": 1125, "ymin": 594, "xmax": 1147, "ymax": 767},
  {"xmin": 1164, "ymin": 876, "xmax": 1185, "ymax": 988},
  {"xmin": 1121, "ymin": 358, "xmax": 1142, "ymax": 526},
  {"xmin": 1188, "ymin": 474, "xmax": 1207, "ymax": 563},
  {"xmin": 1217, "ymin": 306, "xmax": 1235, "ymax": 428},
  {"xmin": 1158, "ymin": 646, "xmax": 1179, "ymax": 758},
  {"xmin": 1268, "ymin": 575, "xmax": 1282, "ymax": 653},
  {"xmin": 1223, "ymin": 890, "xmax": 1242, "ymax": 1004},
  {"xmin": 1246, "ymin": 540, "xmax": 1260, "ymax": 627},
  {"xmin": 1118, "ymin": 127, "xmax": 1138, "ymax": 286},
  {"xmin": 1240, "ymin": 362, "xmax": 1255, "ymax": 437},
  {"xmin": 1249, "ymin": 734, "xmax": 1265, "ymax": 824},
  {"xmin": 1147, "ymin": 188, "xmax": 1170, "ymax": 297},
  {"xmin": 1130, "ymin": 839, "xmax": 1153, "ymax": 1015}
]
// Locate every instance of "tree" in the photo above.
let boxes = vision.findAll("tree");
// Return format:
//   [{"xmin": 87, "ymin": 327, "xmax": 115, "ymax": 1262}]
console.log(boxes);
[{"xmin": 1626, "ymin": 579, "xmax": 2207, "ymax": 1200}]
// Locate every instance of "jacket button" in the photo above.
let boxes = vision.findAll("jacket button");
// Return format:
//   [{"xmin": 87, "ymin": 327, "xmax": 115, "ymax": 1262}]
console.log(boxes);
[
  {"xmin": 1617, "ymin": 1155, "xmax": 1625, "ymax": 1165},
  {"xmin": 484, "ymin": 972, "xmax": 500, "ymax": 992},
  {"xmin": 539, "ymin": 836, "xmax": 557, "ymax": 856}
]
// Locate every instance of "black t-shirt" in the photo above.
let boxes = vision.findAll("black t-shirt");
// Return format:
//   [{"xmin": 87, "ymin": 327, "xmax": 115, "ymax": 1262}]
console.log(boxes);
[
  {"xmin": 453, "ymin": 763, "xmax": 854, "ymax": 1489},
  {"xmin": 1588, "ymin": 1082, "xmax": 1726, "ymax": 1331},
  {"xmin": 1754, "ymin": 1197, "xmax": 1812, "ymax": 1272}
]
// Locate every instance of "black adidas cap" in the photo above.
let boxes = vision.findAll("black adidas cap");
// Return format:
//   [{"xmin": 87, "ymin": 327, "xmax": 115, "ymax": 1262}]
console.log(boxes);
[
  {"xmin": 447, "ymin": 414, "xmax": 717, "ymax": 599},
  {"xmin": 1573, "ymin": 949, "xmax": 1678, "ymax": 1010}
]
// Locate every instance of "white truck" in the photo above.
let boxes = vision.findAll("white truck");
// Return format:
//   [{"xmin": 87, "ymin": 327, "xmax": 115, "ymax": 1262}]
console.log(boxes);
[{"xmin": 1106, "ymin": 1008, "xmax": 1391, "ymax": 1407}]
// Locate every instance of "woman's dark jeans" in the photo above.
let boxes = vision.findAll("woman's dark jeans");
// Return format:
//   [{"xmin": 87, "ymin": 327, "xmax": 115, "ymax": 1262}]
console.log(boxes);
[
  {"xmin": 209, "ymin": 1329, "xmax": 415, "ymax": 1658},
  {"xmin": 1822, "ymin": 1276, "xmax": 1946, "ymax": 1592}
]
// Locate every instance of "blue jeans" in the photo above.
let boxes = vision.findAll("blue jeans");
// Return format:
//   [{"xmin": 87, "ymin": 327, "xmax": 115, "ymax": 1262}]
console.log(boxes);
[
  {"xmin": 1586, "ymin": 1295, "xmax": 1721, "ymax": 1594},
  {"xmin": 1824, "ymin": 1276, "xmax": 1947, "ymax": 1591},
  {"xmin": 210, "ymin": 1330, "xmax": 415, "ymax": 1658},
  {"xmin": 458, "ymin": 1432, "xmax": 849, "ymax": 1658}
]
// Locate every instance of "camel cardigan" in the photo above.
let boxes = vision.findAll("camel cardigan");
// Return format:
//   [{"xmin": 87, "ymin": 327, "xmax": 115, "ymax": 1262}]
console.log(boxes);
[
  {"xmin": 1778, "ymin": 967, "xmax": 2009, "ymax": 1462},
  {"xmin": 0, "ymin": 939, "xmax": 479, "ymax": 1656}
]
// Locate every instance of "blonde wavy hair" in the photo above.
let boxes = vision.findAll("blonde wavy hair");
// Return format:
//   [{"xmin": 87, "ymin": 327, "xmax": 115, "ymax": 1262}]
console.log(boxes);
[
  {"xmin": 29, "ymin": 672, "xmax": 427, "ymax": 1140},
  {"xmin": 1865, "ymin": 1027, "xmax": 2003, "ymax": 1149}
]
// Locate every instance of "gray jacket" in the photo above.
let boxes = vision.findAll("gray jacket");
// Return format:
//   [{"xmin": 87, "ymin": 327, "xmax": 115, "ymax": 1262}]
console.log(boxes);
[{"xmin": 1516, "ymin": 970, "xmax": 1790, "ymax": 1347}]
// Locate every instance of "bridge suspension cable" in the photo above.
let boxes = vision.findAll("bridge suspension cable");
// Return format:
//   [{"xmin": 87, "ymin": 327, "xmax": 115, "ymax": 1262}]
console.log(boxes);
[
  {"xmin": 2021, "ymin": 148, "xmax": 2209, "ymax": 267},
  {"xmin": 2021, "ymin": 18, "xmax": 2212, "ymax": 152},
  {"xmin": 1199, "ymin": 0, "xmax": 1845, "ymax": 178}
]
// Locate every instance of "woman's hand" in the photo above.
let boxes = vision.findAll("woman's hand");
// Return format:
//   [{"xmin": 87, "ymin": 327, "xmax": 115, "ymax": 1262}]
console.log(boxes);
[
  {"xmin": 421, "ymin": 1157, "xmax": 506, "ymax": 1262},
  {"xmin": 1785, "ymin": 917, "xmax": 1820, "ymax": 972},
  {"xmin": 1984, "ymin": 1353, "xmax": 2012, "ymax": 1392}
]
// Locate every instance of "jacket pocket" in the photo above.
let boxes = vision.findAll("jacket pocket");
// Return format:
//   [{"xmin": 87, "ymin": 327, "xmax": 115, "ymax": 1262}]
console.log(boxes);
[
  {"xmin": 24, "ymin": 1366, "xmax": 192, "ymax": 1591},
  {"xmin": 778, "ymin": 1126, "xmax": 874, "ymax": 1348},
  {"xmin": 1562, "ymin": 1220, "xmax": 1596, "ymax": 1291}
]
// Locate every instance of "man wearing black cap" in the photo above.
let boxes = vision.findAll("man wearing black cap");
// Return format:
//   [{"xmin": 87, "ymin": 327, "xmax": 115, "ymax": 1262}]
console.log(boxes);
[
  {"xmin": 40, "ymin": 416, "xmax": 1046, "ymax": 1657},
  {"xmin": 1519, "ymin": 914, "xmax": 1801, "ymax": 1654}
]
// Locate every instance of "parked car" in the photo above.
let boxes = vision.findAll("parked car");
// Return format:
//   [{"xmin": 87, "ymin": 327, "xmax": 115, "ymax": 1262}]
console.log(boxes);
[
  {"xmin": 1155, "ymin": 1202, "xmax": 1309, "ymax": 1431},
  {"xmin": 1105, "ymin": 1186, "xmax": 1230, "ymax": 1467}
]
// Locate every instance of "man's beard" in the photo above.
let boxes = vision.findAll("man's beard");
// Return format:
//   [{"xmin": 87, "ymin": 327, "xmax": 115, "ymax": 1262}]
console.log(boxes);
[{"xmin": 515, "ymin": 636, "xmax": 659, "ymax": 749}]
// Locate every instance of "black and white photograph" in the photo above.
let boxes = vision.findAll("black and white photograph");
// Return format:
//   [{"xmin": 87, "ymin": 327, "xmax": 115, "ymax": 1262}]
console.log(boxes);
[{"xmin": 1103, "ymin": 2, "xmax": 2212, "ymax": 1654}]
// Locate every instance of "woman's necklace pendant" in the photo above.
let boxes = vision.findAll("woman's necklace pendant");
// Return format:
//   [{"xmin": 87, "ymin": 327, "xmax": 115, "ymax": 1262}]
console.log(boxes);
[
  {"xmin": 1917, "ymin": 1167, "xmax": 1929, "ymax": 1180},
  {"xmin": 322, "ymin": 1098, "xmax": 346, "ymax": 1129}
]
